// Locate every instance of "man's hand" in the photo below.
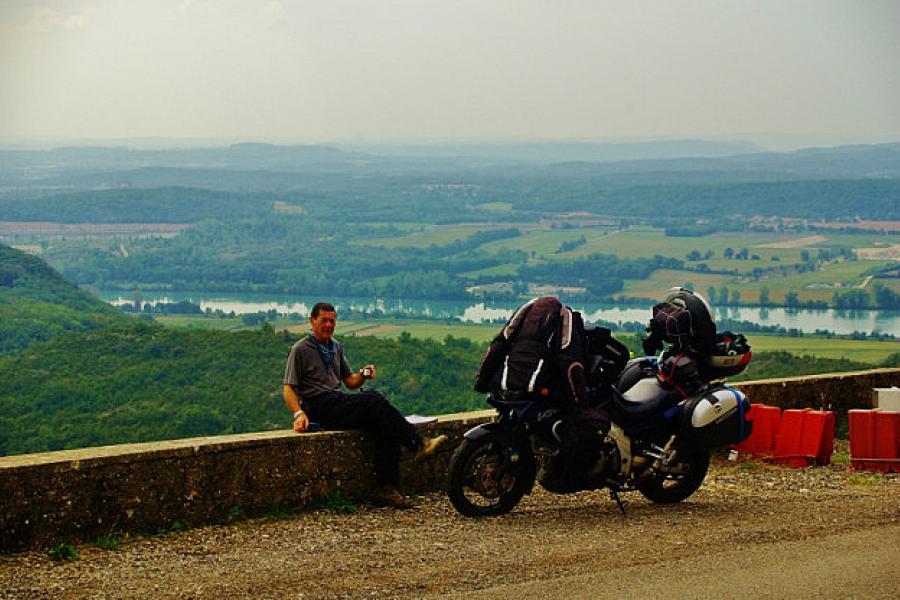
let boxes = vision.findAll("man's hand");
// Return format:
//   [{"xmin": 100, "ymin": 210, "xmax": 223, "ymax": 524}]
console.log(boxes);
[
  {"xmin": 293, "ymin": 410, "xmax": 309, "ymax": 433},
  {"xmin": 345, "ymin": 364, "xmax": 377, "ymax": 389}
]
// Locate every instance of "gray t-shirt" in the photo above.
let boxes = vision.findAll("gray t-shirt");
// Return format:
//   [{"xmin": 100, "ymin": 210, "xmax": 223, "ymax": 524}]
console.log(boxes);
[{"xmin": 283, "ymin": 336, "xmax": 353, "ymax": 401}]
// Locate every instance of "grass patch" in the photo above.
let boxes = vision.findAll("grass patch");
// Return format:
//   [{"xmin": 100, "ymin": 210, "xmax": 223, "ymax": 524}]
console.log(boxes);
[
  {"xmin": 367, "ymin": 225, "xmax": 497, "ymax": 249},
  {"xmin": 317, "ymin": 489, "xmax": 356, "ymax": 515},
  {"xmin": 48, "ymin": 542, "xmax": 79, "ymax": 562},
  {"xmin": 619, "ymin": 261, "xmax": 895, "ymax": 304},
  {"xmin": 95, "ymin": 532, "xmax": 123, "ymax": 550},
  {"xmin": 154, "ymin": 315, "xmax": 245, "ymax": 330},
  {"xmin": 831, "ymin": 452, "xmax": 851, "ymax": 466},
  {"xmin": 334, "ymin": 318, "xmax": 899, "ymax": 364},
  {"xmin": 339, "ymin": 320, "xmax": 497, "ymax": 344},
  {"xmin": 170, "ymin": 519, "xmax": 187, "ymax": 532},
  {"xmin": 473, "ymin": 201, "xmax": 514, "ymax": 213},
  {"xmin": 845, "ymin": 471, "xmax": 882, "ymax": 487},
  {"xmin": 747, "ymin": 334, "xmax": 900, "ymax": 364}
]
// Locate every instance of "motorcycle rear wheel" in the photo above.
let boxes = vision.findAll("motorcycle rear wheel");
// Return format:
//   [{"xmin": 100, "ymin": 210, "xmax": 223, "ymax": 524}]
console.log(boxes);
[
  {"xmin": 447, "ymin": 435, "xmax": 535, "ymax": 517},
  {"xmin": 637, "ymin": 449, "xmax": 710, "ymax": 504}
]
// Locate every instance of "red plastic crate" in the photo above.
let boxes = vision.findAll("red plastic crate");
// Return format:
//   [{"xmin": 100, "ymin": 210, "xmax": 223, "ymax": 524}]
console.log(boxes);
[
  {"xmin": 734, "ymin": 404, "xmax": 781, "ymax": 457},
  {"xmin": 849, "ymin": 410, "xmax": 900, "ymax": 473},
  {"xmin": 773, "ymin": 409, "xmax": 835, "ymax": 468}
]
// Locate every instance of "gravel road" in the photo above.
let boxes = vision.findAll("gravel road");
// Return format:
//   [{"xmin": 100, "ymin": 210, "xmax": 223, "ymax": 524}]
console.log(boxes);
[{"xmin": 2, "ymin": 455, "xmax": 899, "ymax": 599}]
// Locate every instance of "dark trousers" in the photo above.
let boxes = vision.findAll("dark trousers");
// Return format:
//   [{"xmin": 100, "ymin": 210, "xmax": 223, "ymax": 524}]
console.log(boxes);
[{"xmin": 304, "ymin": 390, "xmax": 422, "ymax": 487}]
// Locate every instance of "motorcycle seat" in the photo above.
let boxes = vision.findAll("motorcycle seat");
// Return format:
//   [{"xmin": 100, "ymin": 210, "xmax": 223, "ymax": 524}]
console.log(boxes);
[{"xmin": 612, "ymin": 376, "xmax": 681, "ymax": 420}]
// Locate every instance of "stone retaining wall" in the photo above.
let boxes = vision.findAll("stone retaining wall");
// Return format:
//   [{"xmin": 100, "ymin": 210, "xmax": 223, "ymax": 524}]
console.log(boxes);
[
  {"xmin": 1, "ymin": 368, "xmax": 898, "ymax": 553},
  {"xmin": 733, "ymin": 367, "xmax": 900, "ymax": 422}
]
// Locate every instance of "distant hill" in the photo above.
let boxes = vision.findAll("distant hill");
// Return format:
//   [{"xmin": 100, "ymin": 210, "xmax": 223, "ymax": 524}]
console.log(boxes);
[
  {"xmin": 0, "ymin": 243, "xmax": 124, "ymax": 354},
  {"xmin": 503, "ymin": 178, "xmax": 900, "ymax": 220},
  {"xmin": 3, "ymin": 141, "xmax": 899, "ymax": 190},
  {"xmin": 0, "ymin": 187, "xmax": 277, "ymax": 223},
  {"xmin": 335, "ymin": 139, "xmax": 766, "ymax": 163},
  {"xmin": 0, "ymin": 141, "xmax": 897, "ymax": 225},
  {"xmin": 0, "ymin": 143, "xmax": 362, "ymax": 176}
]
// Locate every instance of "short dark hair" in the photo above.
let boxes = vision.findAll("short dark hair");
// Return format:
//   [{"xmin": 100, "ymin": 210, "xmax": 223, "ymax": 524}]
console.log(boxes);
[{"xmin": 311, "ymin": 302, "xmax": 336, "ymax": 318}]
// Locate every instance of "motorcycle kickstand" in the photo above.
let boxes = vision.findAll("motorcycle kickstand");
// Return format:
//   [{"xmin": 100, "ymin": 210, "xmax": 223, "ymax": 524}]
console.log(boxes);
[{"xmin": 609, "ymin": 488, "xmax": 627, "ymax": 516}]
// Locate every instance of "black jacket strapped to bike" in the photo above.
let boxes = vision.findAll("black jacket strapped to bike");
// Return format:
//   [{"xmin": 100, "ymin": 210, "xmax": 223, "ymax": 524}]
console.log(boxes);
[{"xmin": 474, "ymin": 296, "xmax": 588, "ymax": 405}]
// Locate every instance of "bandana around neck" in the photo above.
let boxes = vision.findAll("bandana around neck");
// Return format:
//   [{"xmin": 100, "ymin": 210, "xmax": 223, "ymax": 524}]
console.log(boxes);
[{"xmin": 308, "ymin": 334, "xmax": 337, "ymax": 371}]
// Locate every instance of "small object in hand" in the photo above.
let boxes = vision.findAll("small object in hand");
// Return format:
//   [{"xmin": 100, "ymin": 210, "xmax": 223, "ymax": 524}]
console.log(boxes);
[{"xmin": 361, "ymin": 366, "xmax": 373, "ymax": 379}]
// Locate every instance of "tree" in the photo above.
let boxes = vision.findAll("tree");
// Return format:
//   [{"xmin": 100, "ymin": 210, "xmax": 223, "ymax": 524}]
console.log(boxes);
[
  {"xmin": 759, "ymin": 287, "xmax": 770, "ymax": 306},
  {"xmin": 706, "ymin": 287, "xmax": 717, "ymax": 305},
  {"xmin": 719, "ymin": 286, "xmax": 730, "ymax": 306},
  {"xmin": 833, "ymin": 289, "xmax": 871, "ymax": 310},
  {"xmin": 686, "ymin": 250, "xmax": 702, "ymax": 261},
  {"xmin": 723, "ymin": 247, "xmax": 734, "ymax": 259},
  {"xmin": 873, "ymin": 283, "xmax": 900, "ymax": 309},
  {"xmin": 785, "ymin": 291, "xmax": 800, "ymax": 307},
  {"xmin": 800, "ymin": 250, "xmax": 810, "ymax": 262},
  {"xmin": 730, "ymin": 289, "xmax": 741, "ymax": 306},
  {"xmin": 704, "ymin": 249, "xmax": 715, "ymax": 260}
]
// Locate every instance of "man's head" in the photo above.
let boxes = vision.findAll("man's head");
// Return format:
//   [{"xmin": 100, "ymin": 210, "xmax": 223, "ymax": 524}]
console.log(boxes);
[{"xmin": 310, "ymin": 302, "xmax": 337, "ymax": 343}]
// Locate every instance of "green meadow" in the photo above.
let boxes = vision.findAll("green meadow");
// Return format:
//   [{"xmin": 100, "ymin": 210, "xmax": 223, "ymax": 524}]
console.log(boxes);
[{"xmin": 184, "ymin": 316, "xmax": 900, "ymax": 365}]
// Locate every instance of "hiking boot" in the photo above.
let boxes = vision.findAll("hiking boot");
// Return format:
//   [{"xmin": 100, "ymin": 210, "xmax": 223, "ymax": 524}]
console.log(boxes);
[
  {"xmin": 370, "ymin": 485, "xmax": 416, "ymax": 510},
  {"xmin": 414, "ymin": 434, "xmax": 448, "ymax": 462}
]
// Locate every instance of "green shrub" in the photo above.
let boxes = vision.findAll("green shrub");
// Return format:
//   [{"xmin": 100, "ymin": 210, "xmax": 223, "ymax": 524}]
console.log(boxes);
[
  {"xmin": 319, "ymin": 489, "xmax": 356, "ymax": 515},
  {"xmin": 48, "ymin": 542, "xmax": 78, "ymax": 562}
]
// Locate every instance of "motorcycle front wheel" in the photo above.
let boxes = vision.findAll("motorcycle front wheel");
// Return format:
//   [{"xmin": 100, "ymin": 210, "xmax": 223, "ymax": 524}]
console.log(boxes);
[
  {"xmin": 637, "ymin": 448, "xmax": 710, "ymax": 504},
  {"xmin": 447, "ymin": 434, "xmax": 536, "ymax": 517}
]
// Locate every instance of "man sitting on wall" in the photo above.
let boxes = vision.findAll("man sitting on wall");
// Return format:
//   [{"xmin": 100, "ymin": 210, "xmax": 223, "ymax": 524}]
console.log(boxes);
[{"xmin": 283, "ymin": 301, "xmax": 447, "ymax": 509}]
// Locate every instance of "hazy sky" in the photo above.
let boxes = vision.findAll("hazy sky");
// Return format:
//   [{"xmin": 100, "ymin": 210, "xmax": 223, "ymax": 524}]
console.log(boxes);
[{"xmin": 1, "ymin": 0, "xmax": 899, "ymax": 148}]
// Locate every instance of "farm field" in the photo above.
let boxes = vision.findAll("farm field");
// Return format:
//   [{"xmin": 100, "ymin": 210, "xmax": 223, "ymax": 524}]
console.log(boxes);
[
  {"xmin": 334, "ymin": 320, "xmax": 499, "ymax": 343},
  {"xmin": 548, "ymin": 229, "xmax": 806, "ymax": 261},
  {"xmin": 618, "ymin": 261, "xmax": 895, "ymax": 303},
  {"xmin": 744, "ymin": 333, "xmax": 900, "ymax": 364},
  {"xmin": 150, "ymin": 316, "xmax": 246, "ymax": 330},
  {"xmin": 393, "ymin": 226, "xmax": 897, "ymax": 305},
  {"xmin": 476, "ymin": 227, "xmax": 617, "ymax": 257},
  {"xmin": 364, "ymin": 224, "xmax": 497, "ymax": 248},
  {"xmin": 265, "ymin": 317, "xmax": 900, "ymax": 364}
]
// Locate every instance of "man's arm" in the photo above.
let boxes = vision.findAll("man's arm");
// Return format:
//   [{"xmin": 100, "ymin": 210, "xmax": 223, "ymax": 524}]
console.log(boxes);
[{"xmin": 283, "ymin": 384, "xmax": 309, "ymax": 433}]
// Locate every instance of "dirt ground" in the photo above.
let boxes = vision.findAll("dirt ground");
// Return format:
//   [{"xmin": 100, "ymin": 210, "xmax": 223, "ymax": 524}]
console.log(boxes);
[{"xmin": 2, "ymin": 456, "xmax": 899, "ymax": 599}]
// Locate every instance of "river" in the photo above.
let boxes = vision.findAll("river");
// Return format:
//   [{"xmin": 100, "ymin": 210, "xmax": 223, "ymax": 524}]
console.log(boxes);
[{"xmin": 101, "ymin": 291, "xmax": 900, "ymax": 336}]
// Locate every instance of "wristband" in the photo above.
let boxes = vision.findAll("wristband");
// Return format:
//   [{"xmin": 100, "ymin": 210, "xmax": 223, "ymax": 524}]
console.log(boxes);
[
  {"xmin": 360, "ymin": 366, "xmax": 373, "ymax": 379},
  {"xmin": 293, "ymin": 409, "xmax": 305, "ymax": 420}
]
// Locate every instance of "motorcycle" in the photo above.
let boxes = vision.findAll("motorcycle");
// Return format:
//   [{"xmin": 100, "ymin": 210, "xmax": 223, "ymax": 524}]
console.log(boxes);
[{"xmin": 447, "ymin": 337, "xmax": 753, "ymax": 517}]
